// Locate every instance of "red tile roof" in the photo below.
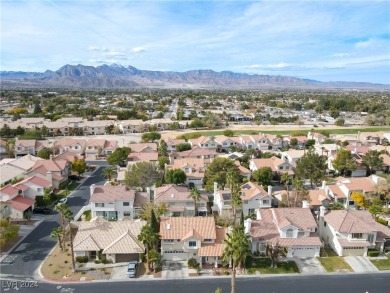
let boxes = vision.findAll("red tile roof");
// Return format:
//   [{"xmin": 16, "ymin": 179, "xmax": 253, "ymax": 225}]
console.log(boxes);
[
  {"xmin": 7, "ymin": 196, "xmax": 35, "ymax": 211},
  {"xmin": 0, "ymin": 185, "xmax": 19, "ymax": 196},
  {"xmin": 90, "ymin": 185, "xmax": 135, "ymax": 202}
]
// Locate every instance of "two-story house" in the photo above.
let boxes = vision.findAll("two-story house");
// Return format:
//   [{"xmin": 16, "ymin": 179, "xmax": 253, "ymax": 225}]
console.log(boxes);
[
  {"xmin": 164, "ymin": 138, "xmax": 186, "ymax": 152},
  {"xmin": 240, "ymin": 182, "xmax": 273, "ymax": 217},
  {"xmin": 168, "ymin": 147, "xmax": 218, "ymax": 164},
  {"xmin": 85, "ymin": 139, "xmax": 118, "ymax": 158},
  {"xmin": 89, "ymin": 184, "xmax": 149, "ymax": 220},
  {"xmin": 14, "ymin": 139, "xmax": 48, "ymax": 157},
  {"xmin": 189, "ymin": 136, "xmax": 218, "ymax": 151},
  {"xmin": 154, "ymin": 184, "xmax": 208, "ymax": 217},
  {"xmin": 54, "ymin": 138, "xmax": 86, "ymax": 157},
  {"xmin": 249, "ymin": 157, "xmax": 294, "ymax": 178},
  {"xmin": 213, "ymin": 182, "xmax": 234, "ymax": 216},
  {"xmin": 160, "ymin": 216, "xmax": 227, "ymax": 267},
  {"xmin": 165, "ymin": 158, "xmax": 207, "ymax": 189},
  {"xmin": 214, "ymin": 135, "xmax": 242, "ymax": 152},
  {"xmin": 247, "ymin": 208, "xmax": 322, "ymax": 257},
  {"xmin": 319, "ymin": 208, "xmax": 390, "ymax": 256}
]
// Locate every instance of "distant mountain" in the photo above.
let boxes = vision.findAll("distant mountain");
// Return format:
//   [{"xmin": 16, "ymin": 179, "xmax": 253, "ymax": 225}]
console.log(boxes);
[{"xmin": 0, "ymin": 64, "xmax": 387, "ymax": 89}]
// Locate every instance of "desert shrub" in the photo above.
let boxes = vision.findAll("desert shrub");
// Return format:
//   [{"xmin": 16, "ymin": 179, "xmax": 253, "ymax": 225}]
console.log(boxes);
[
  {"xmin": 367, "ymin": 250, "xmax": 380, "ymax": 257},
  {"xmin": 76, "ymin": 256, "xmax": 89, "ymax": 263},
  {"xmin": 188, "ymin": 257, "xmax": 200, "ymax": 269}
]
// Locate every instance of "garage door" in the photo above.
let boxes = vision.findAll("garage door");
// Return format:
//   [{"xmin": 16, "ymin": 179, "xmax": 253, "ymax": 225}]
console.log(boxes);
[
  {"xmin": 115, "ymin": 253, "xmax": 139, "ymax": 263},
  {"xmin": 163, "ymin": 251, "xmax": 187, "ymax": 261},
  {"xmin": 342, "ymin": 247, "xmax": 364, "ymax": 256},
  {"xmin": 291, "ymin": 247, "xmax": 319, "ymax": 257}
]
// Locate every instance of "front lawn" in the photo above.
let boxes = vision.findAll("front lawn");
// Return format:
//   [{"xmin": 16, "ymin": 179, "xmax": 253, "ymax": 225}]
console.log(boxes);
[
  {"xmin": 318, "ymin": 257, "xmax": 352, "ymax": 272},
  {"xmin": 370, "ymin": 254, "xmax": 390, "ymax": 271},
  {"xmin": 245, "ymin": 257, "xmax": 299, "ymax": 274}
]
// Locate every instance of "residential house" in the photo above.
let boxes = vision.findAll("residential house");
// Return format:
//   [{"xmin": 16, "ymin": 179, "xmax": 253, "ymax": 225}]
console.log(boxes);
[
  {"xmin": 0, "ymin": 139, "xmax": 8, "ymax": 159},
  {"xmin": 307, "ymin": 131, "xmax": 327, "ymax": 145},
  {"xmin": 235, "ymin": 161, "xmax": 251, "ymax": 180},
  {"xmin": 27, "ymin": 158, "xmax": 70, "ymax": 189},
  {"xmin": 89, "ymin": 184, "xmax": 149, "ymax": 220},
  {"xmin": 239, "ymin": 135, "xmax": 256, "ymax": 150},
  {"xmin": 127, "ymin": 143, "xmax": 158, "ymax": 153},
  {"xmin": 14, "ymin": 139, "xmax": 48, "ymax": 157},
  {"xmin": 281, "ymin": 150, "xmax": 305, "ymax": 164},
  {"xmin": 169, "ymin": 147, "xmax": 218, "ymax": 164},
  {"xmin": 307, "ymin": 189, "xmax": 331, "ymax": 211},
  {"xmin": 164, "ymin": 138, "xmax": 186, "ymax": 152},
  {"xmin": 249, "ymin": 157, "xmax": 294, "ymax": 178},
  {"xmin": 83, "ymin": 120, "xmax": 114, "ymax": 135},
  {"xmin": 54, "ymin": 138, "xmax": 86, "ymax": 157},
  {"xmin": 147, "ymin": 118, "xmax": 174, "ymax": 131},
  {"xmin": 127, "ymin": 152, "xmax": 159, "ymax": 165},
  {"xmin": 247, "ymin": 208, "xmax": 322, "ymax": 257},
  {"xmin": 212, "ymin": 183, "xmax": 233, "ymax": 216},
  {"xmin": 85, "ymin": 139, "xmax": 117, "ymax": 158},
  {"xmin": 117, "ymin": 120, "xmax": 144, "ymax": 134},
  {"xmin": 214, "ymin": 135, "xmax": 242, "ymax": 152},
  {"xmin": 319, "ymin": 208, "xmax": 390, "ymax": 256},
  {"xmin": 189, "ymin": 136, "xmax": 218, "ymax": 151},
  {"xmin": 240, "ymin": 182, "xmax": 273, "ymax": 216},
  {"xmin": 154, "ymin": 184, "xmax": 208, "ymax": 217},
  {"xmin": 380, "ymin": 154, "xmax": 390, "ymax": 173},
  {"xmin": 73, "ymin": 219, "xmax": 146, "ymax": 263},
  {"xmin": 160, "ymin": 216, "xmax": 227, "ymax": 266},
  {"xmin": 165, "ymin": 158, "xmax": 207, "ymax": 189}
]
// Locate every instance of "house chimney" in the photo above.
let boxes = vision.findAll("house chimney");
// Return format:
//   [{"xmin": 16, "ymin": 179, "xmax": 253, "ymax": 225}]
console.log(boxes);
[
  {"xmin": 146, "ymin": 187, "xmax": 152, "ymax": 202},
  {"xmin": 302, "ymin": 200, "xmax": 310, "ymax": 208},
  {"xmin": 46, "ymin": 171, "xmax": 53, "ymax": 184},
  {"xmin": 214, "ymin": 182, "xmax": 218, "ymax": 195},
  {"xmin": 81, "ymin": 214, "xmax": 86, "ymax": 222},
  {"xmin": 244, "ymin": 218, "xmax": 252, "ymax": 234},
  {"xmin": 267, "ymin": 185, "xmax": 273, "ymax": 196},
  {"xmin": 321, "ymin": 180, "xmax": 326, "ymax": 189},
  {"xmin": 90, "ymin": 184, "xmax": 96, "ymax": 196},
  {"xmin": 319, "ymin": 206, "xmax": 325, "ymax": 218},
  {"xmin": 49, "ymin": 154, "xmax": 53, "ymax": 160},
  {"xmin": 256, "ymin": 209, "xmax": 262, "ymax": 220}
]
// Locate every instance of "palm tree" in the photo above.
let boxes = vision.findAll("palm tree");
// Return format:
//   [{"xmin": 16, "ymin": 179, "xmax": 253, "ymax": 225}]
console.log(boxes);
[
  {"xmin": 63, "ymin": 208, "xmax": 75, "ymax": 272},
  {"xmin": 147, "ymin": 249, "xmax": 161, "ymax": 272},
  {"xmin": 137, "ymin": 225, "xmax": 160, "ymax": 273},
  {"xmin": 188, "ymin": 187, "xmax": 201, "ymax": 216},
  {"xmin": 222, "ymin": 225, "xmax": 251, "ymax": 293},
  {"xmin": 230, "ymin": 183, "xmax": 242, "ymax": 226},
  {"xmin": 102, "ymin": 166, "xmax": 117, "ymax": 181},
  {"xmin": 280, "ymin": 173, "xmax": 291, "ymax": 207},
  {"xmin": 50, "ymin": 227, "xmax": 64, "ymax": 251},
  {"xmin": 54, "ymin": 203, "xmax": 68, "ymax": 250}
]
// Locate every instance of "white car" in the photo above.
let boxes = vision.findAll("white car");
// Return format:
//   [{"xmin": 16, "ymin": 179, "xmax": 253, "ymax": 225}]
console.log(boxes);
[{"xmin": 57, "ymin": 198, "xmax": 68, "ymax": 205}]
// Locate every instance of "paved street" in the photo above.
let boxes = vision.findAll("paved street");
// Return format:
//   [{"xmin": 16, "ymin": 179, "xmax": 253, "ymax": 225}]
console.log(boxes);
[
  {"xmin": 164, "ymin": 98, "xmax": 178, "ymax": 119},
  {"xmin": 1, "ymin": 272, "xmax": 390, "ymax": 293},
  {"xmin": 0, "ymin": 166, "xmax": 107, "ymax": 279}
]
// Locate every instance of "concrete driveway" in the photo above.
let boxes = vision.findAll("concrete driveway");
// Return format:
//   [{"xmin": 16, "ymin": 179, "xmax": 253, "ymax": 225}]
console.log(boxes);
[
  {"xmin": 294, "ymin": 257, "xmax": 326, "ymax": 274},
  {"xmin": 344, "ymin": 256, "xmax": 378, "ymax": 273},
  {"xmin": 162, "ymin": 261, "xmax": 188, "ymax": 279}
]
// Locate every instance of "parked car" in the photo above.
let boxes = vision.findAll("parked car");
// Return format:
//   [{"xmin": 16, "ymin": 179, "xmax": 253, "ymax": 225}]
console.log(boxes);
[
  {"xmin": 57, "ymin": 198, "xmax": 68, "ymax": 205},
  {"xmin": 33, "ymin": 207, "xmax": 53, "ymax": 215},
  {"xmin": 127, "ymin": 261, "xmax": 138, "ymax": 278}
]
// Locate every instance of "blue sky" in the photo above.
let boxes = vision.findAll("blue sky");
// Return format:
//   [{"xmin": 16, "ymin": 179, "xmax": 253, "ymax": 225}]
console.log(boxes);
[{"xmin": 1, "ymin": 0, "xmax": 390, "ymax": 84}]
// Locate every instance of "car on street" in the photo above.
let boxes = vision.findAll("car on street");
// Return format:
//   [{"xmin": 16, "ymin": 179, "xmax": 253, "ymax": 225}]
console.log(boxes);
[
  {"xmin": 57, "ymin": 198, "xmax": 68, "ymax": 205},
  {"xmin": 127, "ymin": 261, "xmax": 138, "ymax": 278}
]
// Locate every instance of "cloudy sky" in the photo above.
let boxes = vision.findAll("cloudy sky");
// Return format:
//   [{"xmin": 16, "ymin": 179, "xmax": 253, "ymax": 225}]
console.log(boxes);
[{"xmin": 1, "ymin": 0, "xmax": 390, "ymax": 84}]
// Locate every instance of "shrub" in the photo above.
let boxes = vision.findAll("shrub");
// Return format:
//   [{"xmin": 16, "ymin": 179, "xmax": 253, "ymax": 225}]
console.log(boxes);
[
  {"xmin": 64, "ymin": 260, "xmax": 68, "ymax": 264},
  {"xmin": 99, "ymin": 256, "xmax": 107, "ymax": 264},
  {"xmin": 94, "ymin": 259, "xmax": 101, "ymax": 264},
  {"xmin": 375, "ymin": 217, "xmax": 388, "ymax": 226},
  {"xmin": 367, "ymin": 250, "xmax": 380, "ymax": 257},
  {"xmin": 188, "ymin": 257, "xmax": 200, "ymax": 269},
  {"xmin": 76, "ymin": 256, "xmax": 89, "ymax": 263}
]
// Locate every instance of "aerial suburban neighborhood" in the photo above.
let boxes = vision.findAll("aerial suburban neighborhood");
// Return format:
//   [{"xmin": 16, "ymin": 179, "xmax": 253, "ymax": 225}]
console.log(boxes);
[{"xmin": 0, "ymin": 88, "xmax": 390, "ymax": 293}]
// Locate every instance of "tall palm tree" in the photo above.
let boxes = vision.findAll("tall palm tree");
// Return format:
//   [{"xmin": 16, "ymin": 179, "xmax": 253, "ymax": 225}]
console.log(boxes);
[
  {"xmin": 230, "ymin": 183, "xmax": 242, "ymax": 226},
  {"xmin": 63, "ymin": 208, "xmax": 75, "ymax": 272},
  {"xmin": 226, "ymin": 170, "xmax": 237, "ymax": 191},
  {"xmin": 137, "ymin": 225, "xmax": 160, "ymax": 273},
  {"xmin": 280, "ymin": 173, "xmax": 291, "ymax": 207},
  {"xmin": 50, "ymin": 227, "xmax": 64, "ymax": 251},
  {"xmin": 222, "ymin": 225, "xmax": 251, "ymax": 293},
  {"xmin": 54, "ymin": 203, "xmax": 68, "ymax": 250},
  {"xmin": 102, "ymin": 166, "xmax": 117, "ymax": 181},
  {"xmin": 188, "ymin": 187, "xmax": 201, "ymax": 216}
]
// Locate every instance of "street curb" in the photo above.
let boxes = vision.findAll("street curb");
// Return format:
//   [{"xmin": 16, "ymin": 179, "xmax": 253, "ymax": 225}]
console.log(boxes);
[{"xmin": 0, "ymin": 219, "xmax": 44, "ymax": 263}]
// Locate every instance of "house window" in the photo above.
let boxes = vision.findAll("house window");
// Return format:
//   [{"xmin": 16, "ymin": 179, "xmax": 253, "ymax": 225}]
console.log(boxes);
[
  {"xmin": 279, "ymin": 166, "xmax": 284, "ymax": 170},
  {"xmin": 243, "ymin": 200, "xmax": 248, "ymax": 204},
  {"xmin": 189, "ymin": 241, "xmax": 197, "ymax": 247},
  {"xmin": 123, "ymin": 212, "xmax": 131, "ymax": 217},
  {"xmin": 164, "ymin": 239, "xmax": 174, "ymax": 243},
  {"xmin": 286, "ymin": 229, "xmax": 294, "ymax": 238},
  {"xmin": 352, "ymin": 233, "xmax": 363, "ymax": 239},
  {"xmin": 123, "ymin": 202, "xmax": 130, "ymax": 206},
  {"xmin": 95, "ymin": 203, "xmax": 105, "ymax": 208},
  {"xmin": 262, "ymin": 199, "xmax": 270, "ymax": 205},
  {"xmin": 37, "ymin": 188, "xmax": 42, "ymax": 192},
  {"xmin": 368, "ymin": 234, "xmax": 374, "ymax": 243}
]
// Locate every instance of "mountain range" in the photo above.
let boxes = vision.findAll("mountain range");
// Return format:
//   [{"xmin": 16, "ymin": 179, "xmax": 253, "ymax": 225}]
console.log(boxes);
[{"xmin": 0, "ymin": 64, "xmax": 387, "ymax": 89}]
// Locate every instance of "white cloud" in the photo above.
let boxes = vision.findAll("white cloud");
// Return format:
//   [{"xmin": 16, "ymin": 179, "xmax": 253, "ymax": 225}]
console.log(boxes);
[{"xmin": 132, "ymin": 47, "xmax": 146, "ymax": 53}]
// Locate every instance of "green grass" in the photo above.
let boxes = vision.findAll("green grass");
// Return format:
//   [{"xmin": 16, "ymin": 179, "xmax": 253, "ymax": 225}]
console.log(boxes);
[
  {"xmin": 78, "ymin": 210, "xmax": 92, "ymax": 221},
  {"xmin": 57, "ymin": 181, "xmax": 80, "ymax": 197},
  {"xmin": 370, "ymin": 254, "xmax": 390, "ymax": 271},
  {"xmin": 245, "ymin": 257, "xmax": 299, "ymax": 274},
  {"xmin": 176, "ymin": 126, "xmax": 390, "ymax": 139},
  {"xmin": 318, "ymin": 257, "xmax": 352, "ymax": 272}
]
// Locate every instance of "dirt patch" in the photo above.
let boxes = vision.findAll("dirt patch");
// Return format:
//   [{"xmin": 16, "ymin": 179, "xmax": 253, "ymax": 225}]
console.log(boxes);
[
  {"xmin": 0, "ymin": 235, "xmax": 23, "ymax": 255},
  {"xmin": 41, "ymin": 242, "xmax": 112, "ymax": 281}
]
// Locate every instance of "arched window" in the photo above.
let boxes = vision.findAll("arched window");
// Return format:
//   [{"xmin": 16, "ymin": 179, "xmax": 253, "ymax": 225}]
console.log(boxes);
[{"xmin": 286, "ymin": 229, "xmax": 294, "ymax": 238}]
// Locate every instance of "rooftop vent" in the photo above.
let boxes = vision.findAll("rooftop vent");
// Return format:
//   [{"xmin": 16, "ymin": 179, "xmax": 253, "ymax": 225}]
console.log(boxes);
[
  {"xmin": 171, "ymin": 193, "xmax": 174, "ymax": 198},
  {"xmin": 167, "ymin": 224, "xmax": 171, "ymax": 230}
]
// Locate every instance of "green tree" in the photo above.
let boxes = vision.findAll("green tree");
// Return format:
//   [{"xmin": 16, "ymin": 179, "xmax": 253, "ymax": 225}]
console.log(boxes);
[
  {"xmin": 141, "ymin": 132, "xmax": 161, "ymax": 142},
  {"xmin": 107, "ymin": 147, "xmax": 131, "ymax": 166},
  {"xmin": 138, "ymin": 225, "xmax": 160, "ymax": 273},
  {"xmin": 189, "ymin": 118, "xmax": 204, "ymax": 129},
  {"xmin": 158, "ymin": 156, "xmax": 170, "ymax": 170},
  {"xmin": 362, "ymin": 150, "xmax": 383, "ymax": 176},
  {"xmin": 295, "ymin": 149, "xmax": 326, "ymax": 188},
  {"xmin": 230, "ymin": 183, "xmax": 242, "ymax": 226},
  {"xmin": 204, "ymin": 158, "xmax": 240, "ymax": 192},
  {"xmin": 0, "ymin": 124, "xmax": 12, "ymax": 138},
  {"xmin": 329, "ymin": 108, "xmax": 340, "ymax": 119},
  {"xmin": 0, "ymin": 219, "xmax": 19, "ymax": 249},
  {"xmin": 102, "ymin": 166, "xmax": 117, "ymax": 181},
  {"xmin": 150, "ymin": 209, "xmax": 159, "ymax": 233},
  {"xmin": 188, "ymin": 187, "xmax": 201, "ymax": 216},
  {"xmin": 252, "ymin": 167, "xmax": 273, "ymax": 187},
  {"xmin": 202, "ymin": 113, "xmax": 222, "ymax": 129},
  {"xmin": 125, "ymin": 162, "xmax": 161, "ymax": 191},
  {"xmin": 175, "ymin": 143, "xmax": 192, "ymax": 152},
  {"xmin": 328, "ymin": 202, "xmax": 344, "ymax": 210},
  {"xmin": 50, "ymin": 226, "xmax": 64, "ymax": 251},
  {"xmin": 72, "ymin": 159, "xmax": 87, "ymax": 179},
  {"xmin": 267, "ymin": 243, "xmax": 286, "ymax": 268},
  {"xmin": 289, "ymin": 138, "xmax": 298, "ymax": 148},
  {"xmin": 158, "ymin": 140, "xmax": 168, "ymax": 157},
  {"xmin": 332, "ymin": 149, "xmax": 357, "ymax": 176},
  {"xmin": 164, "ymin": 169, "xmax": 186, "ymax": 185},
  {"xmin": 37, "ymin": 147, "xmax": 52, "ymax": 159},
  {"xmin": 140, "ymin": 202, "xmax": 168, "ymax": 222},
  {"xmin": 223, "ymin": 130, "xmax": 234, "ymax": 137},
  {"xmin": 43, "ymin": 187, "xmax": 52, "ymax": 203},
  {"xmin": 369, "ymin": 198, "xmax": 383, "ymax": 218},
  {"xmin": 335, "ymin": 118, "xmax": 345, "ymax": 126},
  {"xmin": 222, "ymin": 225, "xmax": 251, "ymax": 293},
  {"xmin": 147, "ymin": 249, "xmax": 161, "ymax": 272}
]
